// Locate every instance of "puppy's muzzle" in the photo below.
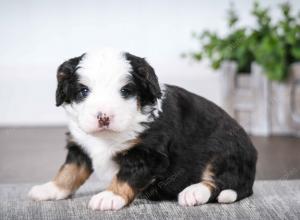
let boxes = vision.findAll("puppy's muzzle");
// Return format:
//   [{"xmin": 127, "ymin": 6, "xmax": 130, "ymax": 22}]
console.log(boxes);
[{"xmin": 97, "ymin": 112, "xmax": 110, "ymax": 128}]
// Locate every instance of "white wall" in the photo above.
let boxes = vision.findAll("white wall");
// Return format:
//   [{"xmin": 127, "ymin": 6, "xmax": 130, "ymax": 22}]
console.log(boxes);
[{"xmin": 1, "ymin": 0, "xmax": 299, "ymax": 126}]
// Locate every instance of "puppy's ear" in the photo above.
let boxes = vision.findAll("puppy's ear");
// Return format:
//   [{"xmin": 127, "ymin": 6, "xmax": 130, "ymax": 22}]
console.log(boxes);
[
  {"xmin": 125, "ymin": 53, "xmax": 161, "ymax": 106},
  {"xmin": 55, "ymin": 55, "xmax": 84, "ymax": 106}
]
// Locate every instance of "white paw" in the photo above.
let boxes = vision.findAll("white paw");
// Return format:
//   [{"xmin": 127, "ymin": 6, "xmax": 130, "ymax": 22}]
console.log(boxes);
[
  {"xmin": 88, "ymin": 190, "xmax": 126, "ymax": 211},
  {"xmin": 178, "ymin": 183, "xmax": 211, "ymax": 206},
  {"xmin": 28, "ymin": 181, "xmax": 70, "ymax": 201},
  {"xmin": 217, "ymin": 189, "xmax": 237, "ymax": 203}
]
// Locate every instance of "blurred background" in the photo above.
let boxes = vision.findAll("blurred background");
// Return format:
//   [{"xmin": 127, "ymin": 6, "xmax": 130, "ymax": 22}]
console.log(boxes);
[{"xmin": 0, "ymin": 0, "xmax": 300, "ymax": 183}]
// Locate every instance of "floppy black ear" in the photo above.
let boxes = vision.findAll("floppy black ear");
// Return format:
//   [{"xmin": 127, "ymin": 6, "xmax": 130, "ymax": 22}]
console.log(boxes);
[
  {"xmin": 55, "ymin": 55, "xmax": 84, "ymax": 106},
  {"xmin": 125, "ymin": 53, "xmax": 161, "ymax": 106}
]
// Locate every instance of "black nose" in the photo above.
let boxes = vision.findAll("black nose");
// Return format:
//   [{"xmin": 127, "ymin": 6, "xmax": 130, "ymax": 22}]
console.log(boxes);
[{"xmin": 97, "ymin": 112, "xmax": 110, "ymax": 127}]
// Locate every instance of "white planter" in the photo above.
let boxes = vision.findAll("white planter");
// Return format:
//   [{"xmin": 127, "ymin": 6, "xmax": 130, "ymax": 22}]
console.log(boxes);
[{"xmin": 220, "ymin": 61, "xmax": 300, "ymax": 136}]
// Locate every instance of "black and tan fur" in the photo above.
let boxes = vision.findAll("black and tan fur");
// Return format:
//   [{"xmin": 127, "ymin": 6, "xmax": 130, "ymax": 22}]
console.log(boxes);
[{"xmin": 30, "ymin": 50, "xmax": 257, "ymax": 209}]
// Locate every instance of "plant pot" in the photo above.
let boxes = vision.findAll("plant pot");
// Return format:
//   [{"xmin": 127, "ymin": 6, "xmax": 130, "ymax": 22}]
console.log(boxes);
[
  {"xmin": 270, "ymin": 63, "xmax": 300, "ymax": 136},
  {"xmin": 220, "ymin": 61, "xmax": 300, "ymax": 136}
]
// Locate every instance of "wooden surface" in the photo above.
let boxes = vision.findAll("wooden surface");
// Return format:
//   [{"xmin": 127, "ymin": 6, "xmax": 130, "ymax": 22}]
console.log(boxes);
[{"xmin": 0, "ymin": 127, "xmax": 300, "ymax": 183}]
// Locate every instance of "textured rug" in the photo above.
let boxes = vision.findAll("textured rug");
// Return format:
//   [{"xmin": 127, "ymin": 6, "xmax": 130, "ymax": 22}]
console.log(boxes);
[{"xmin": 0, "ymin": 180, "xmax": 300, "ymax": 220}]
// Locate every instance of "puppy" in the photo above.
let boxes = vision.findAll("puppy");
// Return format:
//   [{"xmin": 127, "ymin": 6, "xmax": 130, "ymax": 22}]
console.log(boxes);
[{"xmin": 28, "ymin": 48, "xmax": 257, "ymax": 210}]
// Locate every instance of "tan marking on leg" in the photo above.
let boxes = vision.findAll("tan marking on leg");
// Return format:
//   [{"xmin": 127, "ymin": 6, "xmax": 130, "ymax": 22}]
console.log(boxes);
[
  {"xmin": 54, "ymin": 163, "xmax": 91, "ymax": 194},
  {"xmin": 107, "ymin": 177, "xmax": 136, "ymax": 204},
  {"xmin": 201, "ymin": 163, "xmax": 216, "ymax": 191},
  {"xmin": 125, "ymin": 138, "xmax": 141, "ymax": 148},
  {"xmin": 117, "ymin": 138, "xmax": 141, "ymax": 157}
]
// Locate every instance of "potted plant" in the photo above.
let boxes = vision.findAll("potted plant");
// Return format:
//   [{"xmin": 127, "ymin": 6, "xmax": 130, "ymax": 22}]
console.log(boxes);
[
  {"xmin": 251, "ymin": 2, "xmax": 300, "ymax": 135},
  {"xmin": 185, "ymin": 2, "xmax": 300, "ymax": 136}
]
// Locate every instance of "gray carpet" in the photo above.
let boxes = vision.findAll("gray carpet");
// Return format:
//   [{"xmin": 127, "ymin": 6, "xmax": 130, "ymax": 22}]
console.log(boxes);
[{"xmin": 1, "ymin": 180, "xmax": 300, "ymax": 220}]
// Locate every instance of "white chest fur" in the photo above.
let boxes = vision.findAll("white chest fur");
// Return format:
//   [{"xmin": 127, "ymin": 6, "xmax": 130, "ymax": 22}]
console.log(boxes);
[
  {"xmin": 68, "ymin": 121, "xmax": 141, "ymax": 190},
  {"xmin": 88, "ymin": 147, "xmax": 119, "ymax": 190}
]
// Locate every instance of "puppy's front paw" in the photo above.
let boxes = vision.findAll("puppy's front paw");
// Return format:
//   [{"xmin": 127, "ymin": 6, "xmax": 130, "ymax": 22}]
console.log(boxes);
[
  {"xmin": 28, "ymin": 181, "xmax": 70, "ymax": 201},
  {"xmin": 88, "ymin": 190, "xmax": 126, "ymax": 211}
]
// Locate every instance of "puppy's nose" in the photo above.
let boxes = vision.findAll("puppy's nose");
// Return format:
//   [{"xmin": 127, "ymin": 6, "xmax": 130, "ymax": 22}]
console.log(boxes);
[{"xmin": 97, "ymin": 112, "xmax": 110, "ymax": 127}]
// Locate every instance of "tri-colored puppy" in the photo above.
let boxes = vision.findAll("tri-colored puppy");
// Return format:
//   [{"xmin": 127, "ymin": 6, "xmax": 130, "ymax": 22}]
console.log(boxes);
[{"xmin": 28, "ymin": 48, "xmax": 257, "ymax": 211}]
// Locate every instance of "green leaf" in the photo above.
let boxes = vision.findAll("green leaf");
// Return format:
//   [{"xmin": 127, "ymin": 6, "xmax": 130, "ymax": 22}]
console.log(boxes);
[
  {"xmin": 292, "ymin": 46, "xmax": 300, "ymax": 59},
  {"xmin": 183, "ymin": 0, "xmax": 300, "ymax": 81}
]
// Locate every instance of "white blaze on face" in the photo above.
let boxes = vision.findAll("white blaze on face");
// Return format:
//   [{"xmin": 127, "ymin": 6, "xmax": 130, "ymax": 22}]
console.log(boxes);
[{"xmin": 64, "ymin": 48, "xmax": 139, "ymax": 133}]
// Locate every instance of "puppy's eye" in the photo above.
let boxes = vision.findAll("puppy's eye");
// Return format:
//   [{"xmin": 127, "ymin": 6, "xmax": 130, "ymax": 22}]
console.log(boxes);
[
  {"xmin": 120, "ymin": 84, "xmax": 135, "ymax": 98},
  {"xmin": 79, "ymin": 87, "xmax": 90, "ymax": 98},
  {"xmin": 120, "ymin": 88, "xmax": 130, "ymax": 97}
]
